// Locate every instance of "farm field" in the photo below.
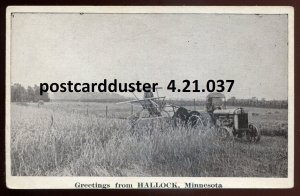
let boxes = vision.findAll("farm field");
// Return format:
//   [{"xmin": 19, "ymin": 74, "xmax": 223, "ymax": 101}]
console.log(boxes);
[{"xmin": 10, "ymin": 102, "xmax": 288, "ymax": 177}]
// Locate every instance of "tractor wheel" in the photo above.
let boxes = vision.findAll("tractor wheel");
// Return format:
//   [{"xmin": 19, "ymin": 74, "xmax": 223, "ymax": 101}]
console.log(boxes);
[
  {"xmin": 199, "ymin": 111, "xmax": 214, "ymax": 127},
  {"xmin": 172, "ymin": 107, "xmax": 190, "ymax": 127},
  {"xmin": 246, "ymin": 123, "xmax": 261, "ymax": 143},
  {"xmin": 187, "ymin": 111, "xmax": 204, "ymax": 128},
  {"xmin": 216, "ymin": 126, "xmax": 232, "ymax": 140}
]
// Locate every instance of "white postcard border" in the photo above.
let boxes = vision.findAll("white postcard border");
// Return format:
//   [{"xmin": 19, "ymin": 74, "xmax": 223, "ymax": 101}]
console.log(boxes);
[{"xmin": 5, "ymin": 6, "xmax": 294, "ymax": 189}]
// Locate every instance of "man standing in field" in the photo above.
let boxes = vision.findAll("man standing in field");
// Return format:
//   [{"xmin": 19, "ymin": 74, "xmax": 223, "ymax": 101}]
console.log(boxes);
[{"xmin": 143, "ymin": 87, "xmax": 161, "ymax": 116}]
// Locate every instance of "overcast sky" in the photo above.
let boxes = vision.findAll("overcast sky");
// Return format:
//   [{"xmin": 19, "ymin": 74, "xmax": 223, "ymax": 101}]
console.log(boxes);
[{"xmin": 11, "ymin": 13, "xmax": 288, "ymax": 100}]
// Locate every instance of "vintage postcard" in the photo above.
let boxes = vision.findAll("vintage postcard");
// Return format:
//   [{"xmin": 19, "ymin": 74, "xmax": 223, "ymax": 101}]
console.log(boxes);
[{"xmin": 6, "ymin": 6, "xmax": 294, "ymax": 189}]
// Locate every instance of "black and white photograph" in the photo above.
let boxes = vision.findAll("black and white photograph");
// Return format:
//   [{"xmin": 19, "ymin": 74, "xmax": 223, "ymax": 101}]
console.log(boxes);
[{"xmin": 6, "ymin": 6, "xmax": 294, "ymax": 189}]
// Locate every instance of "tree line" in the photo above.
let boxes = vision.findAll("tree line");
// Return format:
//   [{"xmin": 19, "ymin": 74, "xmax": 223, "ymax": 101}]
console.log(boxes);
[
  {"xmin": 226, "ymin": 97, "xmax": 288, "ymax": 109},
  {"xmin": 11, "ymin": 83, "xmax": 50, "ymax": 102},
  {"xmin": 168, "ymin": 96, "xmax": 288, "ymax": 109}
]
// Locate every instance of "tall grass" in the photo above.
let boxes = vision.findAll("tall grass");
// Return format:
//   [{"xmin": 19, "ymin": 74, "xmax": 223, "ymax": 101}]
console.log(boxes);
[{"xmin": 11, "ymin": 104, "xmax": 287, "ymax": 177}]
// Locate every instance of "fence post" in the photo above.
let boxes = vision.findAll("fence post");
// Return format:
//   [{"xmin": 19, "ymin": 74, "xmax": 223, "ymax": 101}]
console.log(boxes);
[
  {"xmin": 106, "ymin": 105, "xmax": 108, "ymax": 118},
  {"xmin": 194, "ymin": 98, "xmax": 196, "ymax": 111},
  {"xmin": 131, "ymin": 105, "xmax": 133, "ymax": 115}
]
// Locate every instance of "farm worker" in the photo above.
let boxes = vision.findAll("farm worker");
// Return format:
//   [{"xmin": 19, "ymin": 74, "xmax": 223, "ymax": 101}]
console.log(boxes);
[
  {"xmin": 144, "ymin": 90, "xmax": 154, "ymax": 99},
  {"xmin": 143, "ymin": 87, "xmax": 161, "ymax": 116},
  {"xmin": 206, "ymin": 97, "xmax": 214, "ymax": 113}
]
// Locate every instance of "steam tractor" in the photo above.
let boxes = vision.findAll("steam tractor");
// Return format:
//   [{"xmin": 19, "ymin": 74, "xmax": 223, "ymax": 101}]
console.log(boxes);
[{"xmin": 206, "ymin": 92, "xmax": 261, "ymax": 142}]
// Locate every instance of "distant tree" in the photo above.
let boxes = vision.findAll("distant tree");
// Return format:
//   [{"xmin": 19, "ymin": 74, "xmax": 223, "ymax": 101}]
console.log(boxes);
[
  {"xmin": 11, "ymin": 83, "xmax": 26, "ymax": 102},
  {"xmin": 33, "ymin": 85, "xmax": 40, "ymax": 102},
  {"xmin": 227, "ymin": 96, "xmax": 236, "ymax": 106},
  {"xmin": 40, "ymin": 92, "xmax": 50, "ymax": 102},
  {"xmin": 227, "ymin": 96, "xmax": 235, "ymax": 101},
  {"xmin": 27, "ymin": 86, "xmax": 35, "ymax": 102},
  {"xmin": 11, "ymin": 84, "xmax": 18, "ymax": 102},
  {"xmin": 11, "ymin": 83, "xmax": 50, "ymax": 102}
]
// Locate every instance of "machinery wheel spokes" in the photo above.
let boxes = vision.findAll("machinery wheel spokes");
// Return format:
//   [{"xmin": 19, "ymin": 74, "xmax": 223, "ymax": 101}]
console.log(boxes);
[
  {"xmin": 216, "ymin": 126, "xmax": 232, "ymax": 140},
  {"xmin": 172, "ymin": 107, "xmax": 189, "ymax": 128},
  {"xmin": 246, "ymin": 123, "xmax": 261, "ymax": 143},
  {"xmin": 187, "ymin": 111, "xmax": 204, "ymax": 129}
]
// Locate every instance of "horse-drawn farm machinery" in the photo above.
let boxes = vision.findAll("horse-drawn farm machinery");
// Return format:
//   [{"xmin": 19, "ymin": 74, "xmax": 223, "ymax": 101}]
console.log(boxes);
[{"xmin": 117, "ymin": 89, "xmax": 260, "ymax": 142}]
